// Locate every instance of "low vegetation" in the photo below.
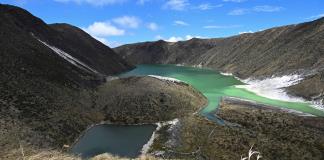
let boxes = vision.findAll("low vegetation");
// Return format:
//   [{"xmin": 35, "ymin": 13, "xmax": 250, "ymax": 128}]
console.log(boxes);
[
  {"xmin": 0, "ymin": 76, "xmax": 207, "ymax": 159},
  {"xmin": 150, "ymin": 98, "xmax": 324, "ymax": 160}
]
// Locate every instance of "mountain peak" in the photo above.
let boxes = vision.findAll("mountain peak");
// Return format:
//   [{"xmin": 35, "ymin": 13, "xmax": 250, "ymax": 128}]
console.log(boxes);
[{"xmin": 0, "ymin": 4, "xmax": 133, "ymax": 87}]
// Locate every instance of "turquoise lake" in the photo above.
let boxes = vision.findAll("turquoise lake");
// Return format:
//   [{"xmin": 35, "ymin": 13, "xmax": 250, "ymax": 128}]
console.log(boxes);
[
  {"xmin": 72, "ymin": 124, "xmax": 157, "ymax": 158},
  {"xmin": 121, "ymin": 64, "xmax": 324, "ymax": 117},
  {"xmin": 72, "ymin": 64, "xmax": 324, "ymax": 158}
]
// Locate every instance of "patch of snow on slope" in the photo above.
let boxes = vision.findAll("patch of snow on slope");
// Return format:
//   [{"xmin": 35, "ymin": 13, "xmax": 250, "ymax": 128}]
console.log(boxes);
[
  {"xmin": 36, "ymin": 38, "xmax": 99, "ymax": 74},
  {"xmin": 220, "ymin": 72, "xmax": 233, "ymax": 76},
  {"xmin": 141, "ymin": 119, "xmax": 179, "ymax": 154},
  {"xmin": 236, "ymin": 75, "xmax": 305, "ymax": 103},
  {"xmin": 234, "ymin": 74, "xmax": 324, "ymax": 112},
  {"xmin": 193, "ymin": 62, "xmax": 203, "ymax": 68},
  {"xmin": 148, "ymin": 75, "xmax": 182, "ymax": 83}
]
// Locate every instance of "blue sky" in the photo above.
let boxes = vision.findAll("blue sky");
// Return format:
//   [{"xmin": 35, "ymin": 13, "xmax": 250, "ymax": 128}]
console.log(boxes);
[{"xmin": 2, "ymin": 0, "xmax": 324, "ymax": 47}]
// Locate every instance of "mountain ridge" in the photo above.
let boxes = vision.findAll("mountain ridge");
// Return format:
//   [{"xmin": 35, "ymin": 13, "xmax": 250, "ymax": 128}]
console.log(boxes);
[
  {"xmin": 0, "ymin": 4, "xmax": 133, "ymax": 87},
  {"xmin": 115, "ymin": 17, "xmax": 324, "ymax": 102},
  {"xmin": 0, "ymin": 4, "xmax": 135, "ymax": 158}
]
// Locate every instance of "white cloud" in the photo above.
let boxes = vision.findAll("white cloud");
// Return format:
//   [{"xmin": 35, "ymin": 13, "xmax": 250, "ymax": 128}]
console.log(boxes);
[
  {"xmin": 306, "ymin": 13, "xmax": 324, "ymax": 20},
  {"xmin": 166, "ymin": 36, "xmax": 184, "ymax": 42},
  {"xmin": 228, "ymin": 8, "xmax": 248, "ymax": 15},
  {"xmin": 197, "ymin": 3, "xmax": 223, "ymax": 10},
  {"xmin": 239, "ymin": 30, "xmax": 253, "ymax": 34},
  {"xmin": 253, "ymin": 5, "xmax": 284, "ymax": 12},
  {"xmin": 174, "ymin": 20, "xmax": 189, "ymax": 26},
  {"xmin": 203, "ymin": 25, "xmax": 242, "ymax": 29},
  {"xmin": 83, "ymin": 22, "xmax": 125, "ymax": 37},
  {"xmin": 91, "ymin": 36, "xmax": 122, "ymax": 48},
  {"xmin": 113, "ymin": 16, "xmax": 141, "ymax": 29},
  {"xmin": 155, "ymin": 35, "xmax": 164, "ymax": 40},
  {"xmin": 163, "ymin": 1, "xmax": 222, "ymax": 11},
  {"xmin": 185, "ymin": 35, "xmax": 206, "ymax": 40},
  {"xmin": 156, "ymin": 35, "xmax": 206, "ymax": 42},
  {"xmin": 54, "ymin": 0, "xmax": 126, "ymax": 6},
  {"xmin": 137, "ymin": 0, "xmax": 150, "ymax": 5},
  {"xmin": 93, "ymin": 36, "xmax": 109, "ymax": 45},
  {"xmin": 228, "ymin": 5, "xmax": 283, "ymax": 16},
  {"xmin": 223, "ymin": 0, "xmax": 246, "ymax": 2},
  {"xmin": 147, "ymin": 22, "xmax": 159, "ymax": 31},
  {"xmin": 107, "ymin": 41, "xmax": 123, "ymax": 48},
  {"xmin": 163, "ymin": 0, "xmax": 189, "ymax": 11}
]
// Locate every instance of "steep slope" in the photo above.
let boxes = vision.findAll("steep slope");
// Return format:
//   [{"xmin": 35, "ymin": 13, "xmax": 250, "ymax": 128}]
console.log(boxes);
[
  {"xmin": 0, "ymin": 4, "xmax": 133, "ymax": 86},
  {"xmin": 50, "ymin": 23, "xmax": 133, "ymax": 75},
  {"xmin": 115, "ymin": 17, "xmax": 324, "ymax": 102},
  {"xmin": 115, "ymin": 18, "xmax": 324, "ymax": 78},
  {"xmin": 0, "ymin": 4, "xmax": 134, "ymax": 158},
  {"xmin": 0, "ymin": 4, "xmax": 208, "ymax": 159},
  {"xmin": 115, "ymin": 38, "xmax": 217, "ymax": 65}
]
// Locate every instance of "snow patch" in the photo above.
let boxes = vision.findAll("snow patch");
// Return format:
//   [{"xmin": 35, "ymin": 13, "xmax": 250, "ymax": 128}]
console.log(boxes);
[
  {"xmin": 141, "ymin": 119, "xmax": 179, "ymax": 154},
  {"xmin": 36, "ymin": 38, "xmax": 99, "ymax": 74},
  {"xmin": 236, "ymin": 75, "xmax": 305, "ymax": 103},
  {"xmin": 220, "ymin": 72, "xmax": 233, "ymax": 76},
  {"xmin": 311, "ymin": 102, "xmax": 324, "ymax": 112},
  {"xmin": 309, "ymin": 92, "xmax": 324, "ymax": 111},
  {"xmin": 234, "ymin": 74, "xmax": 324, "ymax": 112},
  {"xmin": 193, "ymin": 62, "xmax": 203, "ymax": 68},
  {"xmin": 148, "ymin": 75, "xmax": 182, "ymax": 83}
]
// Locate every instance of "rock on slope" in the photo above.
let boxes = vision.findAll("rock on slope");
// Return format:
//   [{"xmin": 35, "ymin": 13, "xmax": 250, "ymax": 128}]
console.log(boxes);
[{"xmin": 115, "ymin": 17, "xmax": 324, "ymax": 103}]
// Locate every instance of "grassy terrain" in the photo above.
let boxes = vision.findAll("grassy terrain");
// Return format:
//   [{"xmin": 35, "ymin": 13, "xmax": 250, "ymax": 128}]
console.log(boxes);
[
  {"xmin": 150, "ymin": 98, "xmax": 324, "ymax": 160},
  {"xmin": 0, "ymin": 76, "xmax": 207, "ymax": 159}
]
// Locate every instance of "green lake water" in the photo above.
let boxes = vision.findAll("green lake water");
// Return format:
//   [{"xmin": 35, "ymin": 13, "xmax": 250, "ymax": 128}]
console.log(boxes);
[
  {"xmin": 72, "ymin": 64, "xmax": 324, "ymax": 158},
  {"xmin": 72, "ymin": 124, "xmax": 157, "ymax": 158},
  {"xmin": 121, "ymin": 64, "xmax": 324, "ymax": 117}
]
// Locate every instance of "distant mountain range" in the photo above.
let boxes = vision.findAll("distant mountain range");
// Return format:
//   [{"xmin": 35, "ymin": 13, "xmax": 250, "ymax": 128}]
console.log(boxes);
[{"xmin": 115, "ymin": 17, "xmax": 324, "ymax": 103}]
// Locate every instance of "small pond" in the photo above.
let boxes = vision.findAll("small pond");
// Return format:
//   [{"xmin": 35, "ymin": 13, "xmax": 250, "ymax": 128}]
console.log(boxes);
[{"xmin": 71, "ymin": 124, "xmax": 157, "ymax": 158}]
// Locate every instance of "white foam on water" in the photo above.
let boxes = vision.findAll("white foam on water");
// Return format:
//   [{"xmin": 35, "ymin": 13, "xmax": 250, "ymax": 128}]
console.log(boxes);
[
  {"xmin": 148, "ymin": 75, "xmax": 182, "ymax": 83},
  {"xmin": 36, "ymin": 38, "xmax": 99, "ymax": 74}
]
